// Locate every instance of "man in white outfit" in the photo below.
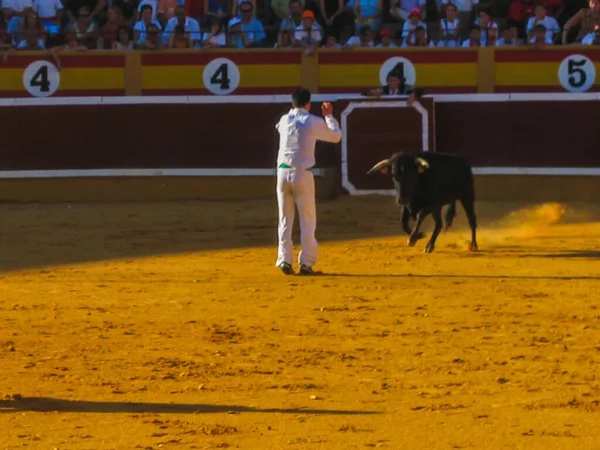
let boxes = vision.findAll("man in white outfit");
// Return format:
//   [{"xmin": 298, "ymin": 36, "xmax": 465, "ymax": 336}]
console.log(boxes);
[{"xmin": 275, "ymin": 88, "xmax": 342, "ymax": 275}]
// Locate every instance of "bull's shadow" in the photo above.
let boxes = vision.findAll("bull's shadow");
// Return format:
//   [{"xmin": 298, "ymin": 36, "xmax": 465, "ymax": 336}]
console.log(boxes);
[{"xmin": 0, "ymin": 397, "xmax": 380, "ymax": 416}]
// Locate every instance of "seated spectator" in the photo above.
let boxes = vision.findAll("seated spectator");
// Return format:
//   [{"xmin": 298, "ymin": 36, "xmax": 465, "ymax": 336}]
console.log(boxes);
[
  {"xmin": 203, "ymin": 0, "xmax": 232, "ymax": 26},
  {"xmin": 55, "ymin": 30, "xmax": 88, "ymax": 49},
  {"xmin": 390, "ymin": 0, "xmax": 424, "ymax": 22},
  {"xmin": 401, "ymin": 8, "xmax": 426, "ymax": 45},
  {"xmin": 202, "ymin": 18, "xmax": 227, "ymax": 47},
  {"xmin": 437, "ymin": 2, "xmax": 460, "ymax": 47},
  {"xmin": 562, "ymin": 0, "xmax": 600, "ymax": 43},
  {"xmin": 582, "ymin": 23, "xmax": 600, "ymax": 42},
  {"xmin": 63, "ymin": 0, "xmax": 107, "ymax": 28},
  {"xmin": 136, "ymin": 21, "xmax": 162, "ymax": 47},
  {"xmin": 441, "ymin": 0, "xmax": 476, "ymax": 40},
  {"xmin": 376, "ymin": 27, "xmax": 397, "ymax": 46},
  {"xmin": 526, "ymin": 4, "xmax": 559, "ymax": 42},
  {"xmin": 529, "ymin": 22, "xmax": 553, "ymax": 47},
  {"xmin": 363, "ymin": 67, "xmax": 413, "ymax": 96},
  {"xmin": 157, "ymin": 0, "xmax": 179, "ymax": 25},
  {"xmin": 293, "ymin": 9, "xmax": 323, "ymax": 51},
  {"xmin": 321, "ymin": 33, "xmax": 342, "ymax": 47},
  {"xmin": 496, "ymin": 24, "xmax": 520, "ymax": 45},
  {"xmin": 474, "ymin": 8, "xmax": 497, "ymax": 45},
  {"xmin": 461, "ymin": 24, "xmax": 480, "ymax": 45},
  {"xmin": 133, "ymin": 4, "xmax": 162, "ymax": 45},
  {"xmin": 33, "ymin": 0, "xmax": 63, "ymax": 43},
  {"xmin": 98, "ymin": 5, "xmax": 124, "ymax": 49},
  {"xmin": 352, "ymin": 0, "xmax": 382, "ymax": 33},
  {"xmin": 344, "ymin": 23, "xmax": 374, "ymax": 46},
  {"xmin": 402, "ymin": 24, "xmax": 433, "ymax": 45},
  {"xmin": 273, "ymin": 0, "xmax": 304, "ymax": 22},
  {"xmin": 111, "ymin": 0, "xmax": 138, "ymax": 26},
  {"xmin": 113, "ymin": 25, "xmax": 134, "ymax": 48},
  {"xmin": 162, "ymin": 5, "xmax": 201, "ymax": 46},
  {"xmin": 226, "ymin": 17, "xmax": 245, "ymax": 47},
  {"xmin": 508, "ymin": 0, "xmax": 534, "ymax": 40},
  {"xmin": 137, "ymin": 0, "xmax": 159, "ymax": 22},
  {"xmin": 3, "ymin": 27, "xmax": 59, "ymax": 68},
  {"xmin": 277, "ymin": 0, "xmax": 303, "ymax": 46},
  {"xmin": 168, "ymin": 23, "xmax": 191, "ymax": 47},
  {"xmin": 227, "ymin": 1, "xmax": 265, "ymax": 47},
  {"xmin": 67, "ymin": 6, "xmax": 99, "ymax": 48},
  {"xmin": 7, "ymin": 8, "xmax": 45, "ymax": 47}
]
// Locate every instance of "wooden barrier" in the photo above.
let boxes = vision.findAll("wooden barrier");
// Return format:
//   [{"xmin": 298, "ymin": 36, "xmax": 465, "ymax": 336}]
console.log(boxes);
[
  {"xmin": 1, "ymin": 93, "xmax": 600, "ymax": 203},
  {"xmin": 2, "ymin": 47, "xmax": 600, "ymax": 98}
]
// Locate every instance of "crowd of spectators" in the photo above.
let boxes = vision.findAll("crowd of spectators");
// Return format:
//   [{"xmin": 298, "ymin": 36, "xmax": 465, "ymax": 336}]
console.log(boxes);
[{"xmin": 0, "ymin": 0, "xmax": 599, "ymax": 55}]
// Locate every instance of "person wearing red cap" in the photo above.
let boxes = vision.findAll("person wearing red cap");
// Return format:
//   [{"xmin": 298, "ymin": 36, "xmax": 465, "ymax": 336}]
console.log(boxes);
[
  {"xmin": 401, "ymin": 7, "xmax": 427, "ymax": 45},
  {"xmin": 376, "ymin": 27, "xmax": 397, "ymax": 46},
  {"xmin": 292, "ymin": 9, "xmax": 323, "ymax": 52},
  {"xmin": 389, "ymin": 0, "xmax": 425, "ymax": 22}
]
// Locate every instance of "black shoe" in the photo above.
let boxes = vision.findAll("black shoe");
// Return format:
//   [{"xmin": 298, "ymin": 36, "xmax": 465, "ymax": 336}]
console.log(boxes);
[
  {"xmin": 278, "ymin": 262, "xmax": 294, "ymax": 275},
  {"xmin": 299, "ymin": 265, "xmax": 319, "ymax": 275}
]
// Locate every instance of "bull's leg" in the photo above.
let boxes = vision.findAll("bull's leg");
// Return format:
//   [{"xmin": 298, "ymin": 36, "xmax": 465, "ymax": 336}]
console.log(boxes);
[
  {"xmin": 444, "ymin": 202, "xmax": 456, "ymax": 231},
  {"xmin": 401, "ymin": 206, "xmax": 425, "ymax": 240},
  {"xmin": 460, "ymin": 197, "xmax": 478, "ymax": 251},
  {"xmin": 424, "ymin": 206, "xmax": 443, "ymax": 253},
  {"xmin": 407, "ymin": 210, "xmax": 429, "ymax": 247}
]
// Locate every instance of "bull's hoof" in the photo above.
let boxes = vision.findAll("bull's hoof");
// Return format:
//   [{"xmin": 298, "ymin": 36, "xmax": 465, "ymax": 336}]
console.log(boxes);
[
  {"xmin": 407, "ymin": 238, "xmax": 417, "ymax": 247},
  {"xmin": 424, "ymin": 243, "xmax": 435, "ymax": 253},
  {"xmin": 469, "ymin": 242, "xmax": 479, "ymax": 252},
  {"xmin": 407, "ymin": 232, "xmax": 425, "ymax": 247}
]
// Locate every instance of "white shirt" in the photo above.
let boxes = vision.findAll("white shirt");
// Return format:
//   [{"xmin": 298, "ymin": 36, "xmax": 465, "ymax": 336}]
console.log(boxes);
[
  {"xmin": 202, "ymin": 31, "xmax": 226, "ymax": 46},
  {"xmin": 138, "ymin": 0, "xmax": 158, "ymax": 21},
  {"xmin": 133, "ymin": 19, "xmax": 162, "ymax": 42},
  {"xmin": 441, "ymin": 0, "xmax": 477, "ymax": 12},
  {"xmin": 402, "ymin": 39, "xmax": 435, "ymax": 47},
  {"xmin": 529, "ymin": 35, "xmax": 554, "ymax": 45},
  {"xmin": 582, "ymin": 32, "xmax": 599, "ymax": 45},
  {"xmin": 495, "ymin": 37, "xmax": 517, "ymax": 46},
  {"xmin": 401, "ymin": 20, "xmax": 427, "ymax": 44},
  {"xmin": 33, "ymin": 0, "xmax": 62, "ymax": 18},
  {"xmin": 345, "ymin": 35, "xmax": 374, "ymax": 46},
  {"xmin": 526, "ymin": 16, "xmax": 559, "ymax": 41},
  {"xmin": 376, "ymin": 42, "xmax": 397, "ymax": 47},
  {"xmin": 163, "ymin": 16, "xmax": 201, "ymax": 42},
  {"xmin": 3, "ymin": 0, "xmax": 33, "ymax": 12},
  {"xmin": 276, "ymin": 107, "xmax": 341, "ymax": 170},
  {"xmin": 461, "ymin": 38, "xmax": 479, "ymax": 47},
  {"xmin": 438, "ymin": 17, "xmax": 460, "ymax": 46},
  {"xmin": 293, "ymin": 23, "xmax": 323, "ymax": 44}
]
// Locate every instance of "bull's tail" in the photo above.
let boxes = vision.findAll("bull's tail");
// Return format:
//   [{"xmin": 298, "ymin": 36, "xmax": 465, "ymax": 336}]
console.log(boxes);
[{"xmin": 444, "ymin": 202, "xmax": 456, "ymax": 231}]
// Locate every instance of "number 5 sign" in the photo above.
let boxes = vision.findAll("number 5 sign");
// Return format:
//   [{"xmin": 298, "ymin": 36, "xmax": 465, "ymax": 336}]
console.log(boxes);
[
  {"xmin": 558, "ymin": 54, "xmax": 596, "ymax": 93},
  {"xmin": 23, "ymin": 60, "xmax": 60, "ymax": 97},
  {"xmin": 202, "ymin": 58, "xmax": 240, "ymax": 95}
]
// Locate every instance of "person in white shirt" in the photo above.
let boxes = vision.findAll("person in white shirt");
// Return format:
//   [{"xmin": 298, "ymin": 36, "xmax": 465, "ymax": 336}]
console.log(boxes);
[
  {"xmin": 162, "ymin": 4, "xmax": 201, "ymax": 46},
  {"xmin": 133, "ymin": 3, "xmax": 162, "ymax": 44},
  {"xmin": 202, "ymin": 19, "xmax": 226, "ymax": 47},
  {"xmin": 582, "ymin": 24, "xmax": 600, "ymax": 44},
  {"xmin": 495, "ymin": 24, "xmax": 519, "ymax": 46},
  {"xmin": 137, "ymin": 0, "xmax": 158, "ymax": 21},
  {"xmin": 402, "ymin": 25, "xmax": 434, "ymax": 46},
  {"xmin": 462, "ymin": 25, "xmax": 480, "ymax": 46},
  {"xmin": 275, "ymin": 88, "xmax": 342, "ymax": 275},
  {"xmin": 526, "ymin": 4, "xmax": 559, "ymax": 43},
  {"xmin": 345, "ymin": 25, "xmax": 374, "ymax": 47},
  {"xmin": 293, "ymin": 9, "xmax": 323, "ymax": 51},
  {"xmin": 376, "ymin": 27, "xmax": 397, "ymax": 47},
  {"xmin": 437, "ymin": 2, "xmax": 460, "ymax": 47},
  {"xmin": 401, "ymin": 8, "xmax": 427, "ymax": 45},
  {"xmin": 441, "ymin": 0, "xmax": 478, "ymax": 39},
  {"xmin": 473, "ymin": 9, "xmax": 497, "ymax": 45}
]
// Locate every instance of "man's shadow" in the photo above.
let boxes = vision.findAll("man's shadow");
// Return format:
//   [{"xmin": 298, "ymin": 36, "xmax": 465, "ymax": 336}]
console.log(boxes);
[{"xmin": 0, "ymin": 397, "xmax": 380, "ymax": 416}]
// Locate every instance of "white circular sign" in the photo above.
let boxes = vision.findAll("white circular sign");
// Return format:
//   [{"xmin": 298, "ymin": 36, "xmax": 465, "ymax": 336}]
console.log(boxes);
[
  {"xmin": 379, "ymin": 57, "xmax": 416, "ymax": 88},
  {"xmin": 558, "ymin": 54, "xmax": 595, "ymax": 93},
  {"xmin": 23, "ymin": 60, "xmax": 60, "ymax": 98},
  {"xmin": 202, "ymin": 58, "xmax": 240, "ymax": 95}
]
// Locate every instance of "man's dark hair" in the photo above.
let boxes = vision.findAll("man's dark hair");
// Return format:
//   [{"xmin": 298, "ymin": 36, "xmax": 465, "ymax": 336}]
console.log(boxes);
[
  {"xmin": 291, "ymin": 88, "xmax": 311, "ymax": 108},
  {"xmin": 141, "ymin": 4, "xmax": 153, "ymax": 12}
]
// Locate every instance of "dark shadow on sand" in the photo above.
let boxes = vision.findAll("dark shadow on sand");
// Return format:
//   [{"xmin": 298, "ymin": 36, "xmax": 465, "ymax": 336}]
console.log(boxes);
[
  {"xmin": 318, "ymin": 272, "xmax": 599, "ymax": 281},
  {"xmin": 0, "ymin": 397, "xmax": 380, "ymax": 415},
  {"xmin": 519, "ymin": 250, "xmax": 600, "ymax": 260}
]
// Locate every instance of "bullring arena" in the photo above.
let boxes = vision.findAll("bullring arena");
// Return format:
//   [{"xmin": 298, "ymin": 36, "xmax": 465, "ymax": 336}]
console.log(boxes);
[{"xmin": 2, "ymin": 49, "xmax": 600, "ymax": 450}]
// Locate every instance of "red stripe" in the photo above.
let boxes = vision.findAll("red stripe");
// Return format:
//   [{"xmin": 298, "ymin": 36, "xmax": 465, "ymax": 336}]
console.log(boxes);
[
  {"xmin": 142, "ymin": 87, "xmax": 295, "ymax": 95},
  {"xmin": 495, "ymin": 49, "xmax": 600, "ymax": 63},
  {"xmin": 495, "ymin": 85, "xmax": 600, "ymax": 93},
  {"xmin": 318, "ymin": 50, "xmax": 478, "ymax": 65},
  {"xmin": 0, "ymin": 89, "xmax": 125, "ymax": 97},
  {"xmin": 142, "ymin": 51, "xmax": 302, "ymax": 66},
  {"xmin": 319, "ymin": 86, "xmax": 477, "ymax": 94},
  {"xmin": 2, "ymin": 54, "xmax": 124, "ymax": 69}
]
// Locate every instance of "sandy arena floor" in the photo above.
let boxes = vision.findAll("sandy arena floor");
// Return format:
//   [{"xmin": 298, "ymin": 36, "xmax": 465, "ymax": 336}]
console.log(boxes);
[{"xmin": 1, "ymin": 196, "xmax": 599, "ymax": 450}]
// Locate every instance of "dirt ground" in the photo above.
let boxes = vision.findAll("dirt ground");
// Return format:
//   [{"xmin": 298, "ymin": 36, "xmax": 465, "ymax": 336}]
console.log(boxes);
[{"xmin": 1, "ymin": 196, "xmax": 599, "ymax": 450}]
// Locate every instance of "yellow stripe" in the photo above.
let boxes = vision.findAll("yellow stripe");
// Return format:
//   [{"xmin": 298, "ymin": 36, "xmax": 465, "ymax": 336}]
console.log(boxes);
[
  {"xmin": 142, "ymin": 64, "xmax": 302, "ymax": 89},
  {"xmin": 496, "ymin": 61, "xmax": 600, "ymax": 86},
  {"xmin": 0, "ymin": 68, "xmax": 124, "ymax": 91},
  {"xmin": 319, "ymin": 63, "xmax": 478, "ymax": 87}
]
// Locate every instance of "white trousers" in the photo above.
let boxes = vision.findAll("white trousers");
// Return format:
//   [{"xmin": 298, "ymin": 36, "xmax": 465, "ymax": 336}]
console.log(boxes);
[{"xmin": 275, "ymin": 168, "xmax": 318, "ymax": 267}]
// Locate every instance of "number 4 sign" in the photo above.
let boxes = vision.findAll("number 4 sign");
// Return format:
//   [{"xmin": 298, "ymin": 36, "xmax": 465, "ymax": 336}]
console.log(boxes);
[
  {"xmin": 558, "ymin": 54, "xmax": 596, "ymax": 93},
  {"xmin": 202, "ymin": 58, "xmax": 240, "ymax": 95},
  {"xmin": 23, "ymin": 60, "xmax": 60, "ymax": 98}
]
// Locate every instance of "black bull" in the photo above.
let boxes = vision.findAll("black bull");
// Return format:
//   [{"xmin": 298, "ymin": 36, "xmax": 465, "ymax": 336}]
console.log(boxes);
[{"xmin": 367, "ymin": 152, "xmax": 478, "ymax": 253}]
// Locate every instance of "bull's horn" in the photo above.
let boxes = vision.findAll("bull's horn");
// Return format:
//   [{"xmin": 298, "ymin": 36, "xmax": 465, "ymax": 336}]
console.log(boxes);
[
  {"xmin": 367, "ymin": 159, "xmax": 390, "ymax": 174},
  {"xmin": 415, "ymin": 157, "xmax": 430, "ymax": 169}
]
